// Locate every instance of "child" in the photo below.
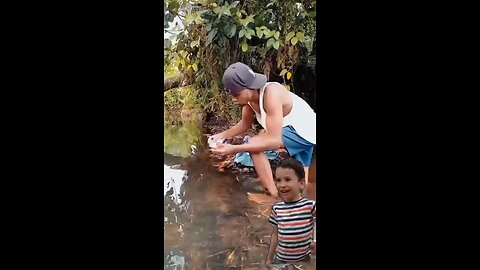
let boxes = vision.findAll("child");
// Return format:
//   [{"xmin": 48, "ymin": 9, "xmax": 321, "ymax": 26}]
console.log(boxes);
[{"xmin": 266, "ymin": 159, "xmax": 316, "ymax": 265}]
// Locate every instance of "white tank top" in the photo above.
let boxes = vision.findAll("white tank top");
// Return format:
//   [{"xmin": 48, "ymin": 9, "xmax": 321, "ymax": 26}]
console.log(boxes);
[{"xmin": 248, "ymin": 82, "xmax": 316, "ymax": 144}]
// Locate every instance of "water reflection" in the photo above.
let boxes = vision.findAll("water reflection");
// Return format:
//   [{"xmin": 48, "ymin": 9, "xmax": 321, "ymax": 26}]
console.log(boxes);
[
  {"xmin": 164, "ymin": 163, "xmax": 188, "ymax": 269},
  {"xmin": 164, "ymin": 122, "xmax": 317, "ymax": 269},
  {"xmin": 165, "ymin": 251, "xmax": 186, "ymax": 270},
  {"xmin": 164, "ymin": 121, "xmax": 203, "ymax": 158},
  {"xmin": 164, "ymin": 164, "xmax": 186, "ymax": 205}
]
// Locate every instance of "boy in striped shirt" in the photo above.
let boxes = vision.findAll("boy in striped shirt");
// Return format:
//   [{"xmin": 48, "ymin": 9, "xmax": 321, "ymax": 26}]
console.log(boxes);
[{"xmin": 267, "ymin": 159, "xmax": 316, "ymax": 264}]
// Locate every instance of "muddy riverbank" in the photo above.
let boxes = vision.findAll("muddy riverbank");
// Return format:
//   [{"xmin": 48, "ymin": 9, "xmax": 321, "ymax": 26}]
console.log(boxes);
[{"xmin": 164, "ymin": 120, "xmax": 316, "ymax": 269}]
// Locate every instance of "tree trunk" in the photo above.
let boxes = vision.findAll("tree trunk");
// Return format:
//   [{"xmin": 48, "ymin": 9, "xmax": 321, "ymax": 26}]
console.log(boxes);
[{"xmin": 164, "ymin": 75, "xmax": 191, "ymax": 92}]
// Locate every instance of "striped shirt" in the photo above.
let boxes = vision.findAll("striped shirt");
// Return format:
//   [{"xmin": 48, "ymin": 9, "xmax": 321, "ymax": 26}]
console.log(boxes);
[{"xmin": 269, "ymin": 198, "xmax": 316, "ymax": 262}]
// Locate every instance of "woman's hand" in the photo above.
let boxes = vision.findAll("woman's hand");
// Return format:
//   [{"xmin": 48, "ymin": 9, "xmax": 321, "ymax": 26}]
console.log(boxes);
[
  {"xmin": 207, "ymin": 133, "xmax": 225, "ymax": 148},
  {"xmin": 210, "ymin": 143, "xmax": 237, "ymax": 155}
]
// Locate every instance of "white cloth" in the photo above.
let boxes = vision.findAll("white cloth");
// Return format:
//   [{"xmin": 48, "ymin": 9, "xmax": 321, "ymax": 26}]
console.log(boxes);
[{"xmin": 248, "ymin": 82, "xmax": 316, "ymax": 144}]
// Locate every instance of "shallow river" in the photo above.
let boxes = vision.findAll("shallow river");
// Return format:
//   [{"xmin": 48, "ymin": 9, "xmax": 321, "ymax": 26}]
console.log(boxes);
[{"xmin": 164, "ymin": 121, "xmax": 317, "ymax": 269}]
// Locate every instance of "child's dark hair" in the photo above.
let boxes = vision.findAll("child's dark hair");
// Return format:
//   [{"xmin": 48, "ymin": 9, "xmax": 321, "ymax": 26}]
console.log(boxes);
[{"xmin": 277, "ymin": 158, "xmax": 305, "ymax": 180}]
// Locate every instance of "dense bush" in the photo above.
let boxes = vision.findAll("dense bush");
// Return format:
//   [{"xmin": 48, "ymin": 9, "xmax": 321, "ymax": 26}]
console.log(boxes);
[{"xmin": 164, "ymin": 0, "xmax": 316, "ymax": 122}]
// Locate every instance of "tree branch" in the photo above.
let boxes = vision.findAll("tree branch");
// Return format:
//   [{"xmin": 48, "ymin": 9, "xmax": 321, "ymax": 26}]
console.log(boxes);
[{"xmin": 164, "ymin": 74, "xmax": 192, "ymax": 92}]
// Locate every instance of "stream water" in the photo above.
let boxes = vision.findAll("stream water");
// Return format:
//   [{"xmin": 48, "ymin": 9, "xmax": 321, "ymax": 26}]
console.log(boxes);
[{"xmin": 164, "ymin": 120, "xmax": 317, "ymax": 269}]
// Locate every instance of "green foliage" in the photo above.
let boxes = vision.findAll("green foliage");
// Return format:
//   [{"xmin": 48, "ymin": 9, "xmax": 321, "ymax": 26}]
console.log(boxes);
[
  {"xmin": 164, "ymin": 0, "xmax": 316, "ymax": 122},
  {"xmin": 164, "ymin": 86, "xmax": 201, "ymax": 119}
]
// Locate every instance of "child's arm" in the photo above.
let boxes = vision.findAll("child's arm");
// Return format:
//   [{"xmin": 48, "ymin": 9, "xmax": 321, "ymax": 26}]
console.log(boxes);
[
  {"xmin": 266, "ymin": 226, "xmax": 278, "ymax": 264},
  {"xmin": 311, "ymin": 217, "xmax": 316, "ymax": 249},
  {"xmin": 310, "ymin": 202, "xmax": 317, "ymax": 253}
]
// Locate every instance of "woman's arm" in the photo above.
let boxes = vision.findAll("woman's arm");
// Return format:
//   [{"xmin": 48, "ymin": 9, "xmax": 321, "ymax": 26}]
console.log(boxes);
[
  {"xmin": 217, "ymin": 105, "xmax": 255, "ymax": 139},
  {"xmin": 233, "ymin": 85, "xmax": 284, "ymax": 153}
]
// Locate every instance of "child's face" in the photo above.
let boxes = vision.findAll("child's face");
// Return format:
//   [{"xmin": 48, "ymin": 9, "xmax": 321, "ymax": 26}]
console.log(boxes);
[{"xmin": 274, "ymin": 167, "xmax": 305, "ymax": 202}]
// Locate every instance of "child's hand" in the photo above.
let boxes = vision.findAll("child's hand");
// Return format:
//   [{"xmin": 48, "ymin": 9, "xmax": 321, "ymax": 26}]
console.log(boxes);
[{"xmin": 310, "ymin": 241, "xmax": 317, "ymax": 259}]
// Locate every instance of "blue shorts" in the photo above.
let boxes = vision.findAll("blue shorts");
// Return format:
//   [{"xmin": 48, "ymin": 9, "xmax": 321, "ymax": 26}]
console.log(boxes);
[{"xmin": 282, "ymin": 126, "xmax": 315, "ymax": 167}]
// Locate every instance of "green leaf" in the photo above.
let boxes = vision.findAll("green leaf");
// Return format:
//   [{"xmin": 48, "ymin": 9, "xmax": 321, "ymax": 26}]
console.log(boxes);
[
  {"xmin": 241, "ymin": 42, "xmax": 248, "ymax": 52},
  {"xmin": 180, "ymin": 51, "xmax": 188, "ymax": 59},
  {"xmin": 244, "ymin": 28, "xmax": 254, "ymax": 39},
  {"xmin": 192, "ymin": 63, "xmax": 198, "ymax": 72},
  {"xmin": 266, "ymin": 38, "xmax": 275, "ymax": 48},
  {"xmin": 185, "ymin": 13, "xmax": 195, "ymax": 25},
  {"xmin": 279, "ymin": 69, "xmax": 288, "ymax": 77},
  {"xmin": 256, "ymin": 28, "xmax": 263, "ymax": 38},
  {"xmin": 168, "ymin": 0, "xmax": 179, "ymax": 12},
  {"xmin": 187, "ymin": 65, "xmax": 192, "ymax": 71},
  {"xmin": 273, "ymin": 40, "xmax": 280, "ymax": 50},
  {"xmin": 236, "ymin": 11, "xmax": 242, "ymax": 18},
  {"xmin": 242, "ymin": 15, "xmax": 255, "ymax": 27},
  {"xmin": 194, "ymin": 15, "xmax": 204, "ymax": 24},
  {"xmin": 285, "ymin": 32, "xmax": 295, "ymax": 42},
  {"xmin": 263, "ymin": 29, "xmax": 272, "ymax": 38},
  {"xmin": 222, "ymin": 6, "xmax": 231, "ymax": 16},
  {"xmin": 296, "ymin": 32, "xmax": 305, "ymax": 42},
  {"xmin": 287, "ymin": 72, "xmax": 292, "ymax": 80},
  {"xmin": 248, "ymin": 29, "xmax": 255, "ymax": 35},
  {"xmin": 239, "ymin": 29, "xmax": 245, "ymax": 38},
  {"xmin": 231, "ymin": 1, "xmax": 240, "ymax": 8},
  {"xmin": 224, "ymin": 24, "xmax": 237, "ymax": 38},
  {"xmin": 213, "ymin": 7, "xmax": 221, "ymax": 14},
  {"xmin": 274, "ymin": 31, "xmax": 280, "ymax": 40},
  {"xmin": 291, "ymin": 37, "xmax": 299, "ymax": 45},
  {"xmin": 277, "ymin": 58, "xmax": 282, "ymax": 68},
  {"xmin": 206, "ymin": 28, "xmax": 218, "ymax": 46},
  {"xmin": 286, "ymin": 85, "xmax": 290, "ymax": 91},
  {"xmin": 164, "ymin": 39, "xmax": 171, "ymax": 49}
]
